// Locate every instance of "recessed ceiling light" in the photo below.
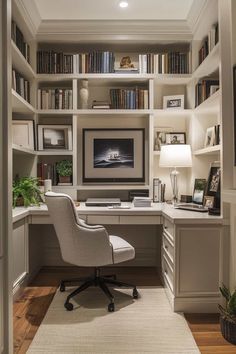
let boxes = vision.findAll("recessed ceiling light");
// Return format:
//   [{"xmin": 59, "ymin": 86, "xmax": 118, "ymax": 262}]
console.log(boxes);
[{"xmin": 119, "ymin": 1, "xmax": 128, "ymax": 8}]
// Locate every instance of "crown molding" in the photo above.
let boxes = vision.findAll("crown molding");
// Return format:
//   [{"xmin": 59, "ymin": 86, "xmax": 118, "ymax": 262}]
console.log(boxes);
[
  {"xmin": 13, "ymin": 0, "xmax": 41, "ymax": 38},
  {"xmin": 187, "ymin": 0, "xmax": 211, "ymax": 36},
  {"xmin": 36, "ymin": 19, "xmax": 193, "ymax": 42}
]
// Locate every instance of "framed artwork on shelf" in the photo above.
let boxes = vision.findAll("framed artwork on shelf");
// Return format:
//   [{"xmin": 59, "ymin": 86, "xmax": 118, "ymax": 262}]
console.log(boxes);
[
  {"xmin": 204, "ymin": 126, "xmax": 215, "ymax": 148},
  {"xmin": 12, "ymin": 120, "xmax": 35, "ymax": 150},
  {"xmin": 163, "ymin": 95, "xmax": 184, "ymax": 109},
  {"xmin": 37, "ymin": 124, "xmax": 72, "ymax": 151},
  {"xmin": 83, "ymin": 128, "xmax": 145, "ymax": 183},
  {"xmin": 153, "ymin": 127, "xmax": 173, "ymax": 151},
  {"xmin": 205, "ymin": 162, "xmax": 221, "ymax": 208},
  {"xmin": 203, "ymin": 195, "xmax": 215, "ymax": 208},
  {"xmin": 192, "ymin": 178, "xmax": 207, "ymax": 205},
  {"xmin": 165, "ymin": 132, "xmax": 186, "ymax": 144}
]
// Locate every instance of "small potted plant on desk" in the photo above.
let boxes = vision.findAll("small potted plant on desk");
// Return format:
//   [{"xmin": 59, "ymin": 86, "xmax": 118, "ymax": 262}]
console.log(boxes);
[
  {"xmin": 13, "ymin": 176, "xmax": 42, "ymax": 207},
  {"xmin": 219, "ymin": 284, "xmax": 236, "ymax": 345},
  {"xmin": 56, "ymin": 160, "xmax": 73, "ymax": 185}
]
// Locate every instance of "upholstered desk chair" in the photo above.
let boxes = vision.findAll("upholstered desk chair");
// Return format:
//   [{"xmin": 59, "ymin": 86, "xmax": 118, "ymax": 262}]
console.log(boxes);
[{"xmin": 45, "ymin": 192, "xmax": 138, "ymax": 312}]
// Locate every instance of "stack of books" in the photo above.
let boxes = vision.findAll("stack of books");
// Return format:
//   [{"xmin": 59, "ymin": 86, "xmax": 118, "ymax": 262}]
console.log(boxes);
[
  {"xmin": 92, "ymin": 100, "xmax": 110, "ymax": 109},
  {"xmin": 198, "ymin": 23, "xmax": 219, "ymax": 65},
  {"xmin": 11, "ymin": 20, "xmax": 30, "ymax": 63},
  {"xmin": 133, "ymin": 197, "xmax": 152, "ymax": 207},
  {"xmin": 195, "ymin": 79, "xmax": 219, "ymax": 106},
  {"xmin": 139, "ymin": 52, "xmax": 190, "ymax": 74},
  {"xmin": 110, "ymin": 88, "xmax": 149, "ymax": 109},
  {"xmin": 37, "ymin": 88, "xmax": 73, "ymax": 109},
  {"xmin": 12, "ymin": 69, "xmax": 30, "ymax": 102}
]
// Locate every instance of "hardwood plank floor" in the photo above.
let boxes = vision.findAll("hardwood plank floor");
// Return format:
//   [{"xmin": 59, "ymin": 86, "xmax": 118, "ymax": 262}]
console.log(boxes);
[{"xmin": 13, "ymin": 267, "xmax": 236, "ymax": 354}]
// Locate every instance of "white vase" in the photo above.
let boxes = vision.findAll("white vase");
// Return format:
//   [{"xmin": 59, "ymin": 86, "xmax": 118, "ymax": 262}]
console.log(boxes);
[{"xmin": 80, "ymin": 80, "xmax": 89, "ymax": 109}]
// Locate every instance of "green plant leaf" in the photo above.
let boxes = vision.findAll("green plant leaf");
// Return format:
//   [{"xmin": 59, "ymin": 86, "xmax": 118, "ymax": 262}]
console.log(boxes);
[{"xmin": 219, "ymin": 284, "xmax": 231, "ymax": 301}]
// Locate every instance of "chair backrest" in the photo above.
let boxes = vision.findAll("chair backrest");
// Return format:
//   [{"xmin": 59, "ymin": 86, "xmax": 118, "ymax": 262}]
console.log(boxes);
[{"xmin": 45, "ymin": 192, "xmax": 113, "ymax": 267}]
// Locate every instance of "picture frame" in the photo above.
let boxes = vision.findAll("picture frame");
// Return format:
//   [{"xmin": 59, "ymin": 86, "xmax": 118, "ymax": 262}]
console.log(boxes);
[
  {"xmin": 203, "ymin": 195, "xmax": 215, "ymax": 208},
  {"xmin": 192, "ymin": 178, "xmax": 207, "ymax": 205},
  {"xmin": 83, "ymin": 128, "xmax": 145, "ymax": 183},
  {"xmin": 204, "ymin": 126, "xmax": 215, "ymax": 148},
  {"xmin": 163, "ymin": 95, "xmax": 184, "ymax": 109},
  {"xmin": 12, "ymin": 120, "xmax": 35, "ymax": 150},
  {"xmin": 165, "ymin": 132, "xmax": 186, "ymax": 144},
  {"xmin": 205, "ymin": 162, "xmax": 221, "ymax": 208},
  {"xmin": 37, "ymin": 124, "xmax": 72, "ymax": 151},
  {"xmin": 153, "ymin": 127, "xmax": 173, "ymax": 151}
]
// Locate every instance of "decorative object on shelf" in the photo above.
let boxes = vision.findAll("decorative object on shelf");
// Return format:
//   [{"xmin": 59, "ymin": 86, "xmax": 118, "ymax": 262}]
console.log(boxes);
[
  {"xmin": 192, "ymin": 178, "xmax": 207, "ymax": 204},
  {"xmin": 83, "ymin": 128, "xmax": 145, "ymax": 183},
  {"xmin": 159, "ymin": 145, "xmax": 192, "ymax": 204},
  {"xmin": 205, "ymin": 162, "xmax": 221, "ymax": 208},
  {"xmin": 204, "ymin": 125, "xmax": 220, "ymax": 148},
  {"xmin": 13, "ymin": 176, "xmax": 42, "ymax": 208},
  {"xmin": 219, "ymin": 284, "xmax": 236, "ymax": 345},
  {"xmin": 153, "ymin": 178, "xmax": 165, "ymax": 203},
  {"xmin": 163, "ymin": 95, "xmax": 184, "ymax": 109},
  {"xmin": 44, "ymin": 179, "xmax": 52, "ymax": 193},
  {"xmin": 56, "ymin": 160, "xmax": 73, "ymax": 185},
  {"xmin": 37, "ymin": 124, "xmax": 72, "ymax": 151},
  {"xmin": 203, "ymin": 195, "xmax": 214, "ymax": 208},
  {"xmin": 153, "ymin": 127, "xmax": 173, "ymax": 151},
  {"xmin": 12, "ymin": 120, "xmax": 35, "ymax": 150},
  {"xmin": 165, "ymin": 132, "xmax": 186, "ymax": 145},
  {"xmin": 79, "ymin": 80, "xmax": 89, "ymax": 109}
]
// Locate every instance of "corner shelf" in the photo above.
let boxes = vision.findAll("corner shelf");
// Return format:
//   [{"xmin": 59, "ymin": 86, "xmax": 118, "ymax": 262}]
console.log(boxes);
[
  {"xmin": 12, "ymin": 89, "xmax": 35, "ymax": 114},
  {"xmin": 192, "ymin": 43, "xmax": 219, "ymax": 79},
  {"xmin": 11, "ymin": 40, "xmax": 35, "ymax": 80},
  {"xmin": 12, "ymin": 144, "xmax": 36, "ymax": 155},
  {"xmin": 194, "ymin": 145, "xmax": 221, "ymax": 155},
  {"xmin": 194, "ymin": 89, "xmax": 221, "ymax": 113}
]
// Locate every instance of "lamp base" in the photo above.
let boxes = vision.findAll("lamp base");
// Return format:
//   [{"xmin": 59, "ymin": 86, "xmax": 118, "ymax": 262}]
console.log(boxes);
[{"xmin": 170, "ymin": 169, "xmax": 179, "ymax": 205}]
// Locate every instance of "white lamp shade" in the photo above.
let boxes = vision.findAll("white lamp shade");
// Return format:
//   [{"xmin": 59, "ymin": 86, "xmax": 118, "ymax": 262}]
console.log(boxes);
[{"xmin": 159, "ymin": 144, "xmax": 192, "ymax": 168}]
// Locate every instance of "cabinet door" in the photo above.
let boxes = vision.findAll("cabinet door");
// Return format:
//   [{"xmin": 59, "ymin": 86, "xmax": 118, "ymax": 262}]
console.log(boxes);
[
  {"xmin": 176, "ymin": 226, "xmax": 222, "ymax": 296},
  {"xmin": 13, "ymin": 218, "xmax": 28, "ymax": 287}
]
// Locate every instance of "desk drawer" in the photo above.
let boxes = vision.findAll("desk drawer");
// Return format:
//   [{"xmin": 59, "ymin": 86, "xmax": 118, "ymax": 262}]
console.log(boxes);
[
  {"xmin": 31, "ymin": 215, "xmax": 52, "ymax": 224},
  {"xmin": 120, "ymin": 215, "xmax": 161, "ymax": 225},
  {"xmin": 163, "ymin": 217, "xmax": 174, "ymax": 239},
  {"xmin": 87, "ymin": 215, "xmax": 119, "ymax": 225},
  {"xmin": 163, "ymin": 231, "xmax": 174, "ymax": 263},
  {"xmin": 162, "ymin": 255, "xmax": 174, "ymax": 292}
]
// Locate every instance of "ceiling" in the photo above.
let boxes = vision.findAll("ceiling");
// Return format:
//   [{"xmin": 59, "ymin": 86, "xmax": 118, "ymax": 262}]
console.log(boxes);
[{"xmin": 31, "ymin": 0, "xmax": 195, "ymax": 21}]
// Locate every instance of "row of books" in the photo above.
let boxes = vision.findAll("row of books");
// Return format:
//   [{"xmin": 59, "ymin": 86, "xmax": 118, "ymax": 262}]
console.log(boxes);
[
  {"xmin": 37, "ymin": 51, "xmax": 74, "ymax": 74},
  {"xmin": 12, "ymin": 70, "xmax": 30, "ymax": 103},
  {"xmin": 198, "ymin": 23, "xmax": 219, "ymax": 65},
  {"xmin": 37, "ymin": 88, "xmax": 73, "ymax": 110},
  {"xmin": 139, "ymin": 52, "xmax": 190, "ymax": 74},
  {"xmin": 195, "ymin": 78, "xmax": 219, "ymax": 107},
  {"xmin": 72, "ymin": 52, "xmax": 115, "ymax": 73},
  {"xmin": 110, "ymin": 88, "xmax": 149, "ymax": 109},
  {"xmin": 11, "ymin": 20, "xmax": 30, "ymax": 63},
  {"xmin": 37, "ymin": 162, "xmax": 72, "ymax": 186}
]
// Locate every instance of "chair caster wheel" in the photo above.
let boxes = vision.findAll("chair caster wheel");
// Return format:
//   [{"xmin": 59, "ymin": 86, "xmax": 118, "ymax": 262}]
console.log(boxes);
[
  {"xmin": 64, "ymin": 302, "xmax": 73, "ymax": 311},
  {"xmin": 60, "ymin": 283, "xmax": 65, "ymax": 292},
  {"xmin": 108, "ymin": 303, "xmax": 115, "ymax": 312},
  {"xmin": 133, "ymin": 288, "xmax": 139, "ymax": 299}
]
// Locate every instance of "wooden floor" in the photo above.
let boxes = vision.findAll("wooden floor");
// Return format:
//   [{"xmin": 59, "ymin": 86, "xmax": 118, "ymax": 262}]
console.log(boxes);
[{"xmin": 13, "ymin": 267, "xmax": 236, "ymax": 354}]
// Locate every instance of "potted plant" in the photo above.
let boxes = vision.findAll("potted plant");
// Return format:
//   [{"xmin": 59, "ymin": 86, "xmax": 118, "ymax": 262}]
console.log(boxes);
[
  {"xmin": 56, "ymin": 160, "xmax": 73, "ymax": 184},
  {"xmin": 219, "ymin": 284, "xmax": 236, "ymax": 344},
  {"xmin": 13, "ymin": 176, "xmax": 42, "ymax": 208}
]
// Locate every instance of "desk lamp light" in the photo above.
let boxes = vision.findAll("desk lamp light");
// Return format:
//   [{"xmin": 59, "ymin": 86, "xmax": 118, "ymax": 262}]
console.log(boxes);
[{"xmin": 159, "ymin": 145, "xmax": 192, "ymax": 204}]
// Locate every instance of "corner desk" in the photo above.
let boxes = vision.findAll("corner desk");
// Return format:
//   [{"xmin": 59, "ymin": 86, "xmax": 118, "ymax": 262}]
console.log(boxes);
[{"xmin": 12, "ymin": 203, "xmax": 226, "ymax": 313}]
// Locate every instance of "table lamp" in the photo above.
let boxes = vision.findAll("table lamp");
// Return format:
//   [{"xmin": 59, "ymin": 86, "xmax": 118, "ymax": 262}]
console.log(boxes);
[{"xmin": 159, "ymin": 144, "xmax": 192, "ymax": 204}]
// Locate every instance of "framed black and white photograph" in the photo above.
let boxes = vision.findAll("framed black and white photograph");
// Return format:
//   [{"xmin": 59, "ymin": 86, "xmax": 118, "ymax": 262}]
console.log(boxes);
[
  {"xmin": 204, "ymin": 126, "xmax": 215, "ymax": 148},
  {"xmin": 37, "ymin": 125, "xmax": 72, "ymax": 151},
  {"xmin": 83, "ymin": 128, "xmax": 145, "ymax": 183},
  {"xmin": 203, "ymin": 195, "xmax": 214, "ymax": 208},
  {"xmin": 153, "ymin": 127, "xmax": 173, "ymax": 151},
  {"xmin": 12, "ymin": 120, "xmax": 35, "ymax": 150},
  {"xmin": 206, "ymin": 163, "xmax": 221, "ymax": 208},
  {"xmin": 165, "ymin": 132, "xmax": 186, "ymax": 144},
  {"xmin": 163, "ymin": 95, "xmax": 184, "ymax": 109},
  {"xmin": 192, "ymin": 178, "xmax": 207, "ymax": 204}
]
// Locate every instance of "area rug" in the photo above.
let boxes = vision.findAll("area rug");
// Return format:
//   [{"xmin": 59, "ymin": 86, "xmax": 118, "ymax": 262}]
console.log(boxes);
[{"xmin": 27, "ymin": 286, "xmax": 200, "ymax": 353}]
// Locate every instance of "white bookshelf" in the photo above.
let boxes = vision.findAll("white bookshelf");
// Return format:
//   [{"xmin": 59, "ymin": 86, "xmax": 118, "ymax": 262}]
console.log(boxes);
[
  {"xmin": 192, "ymin": 42, "xmax": 220, "ymax": 79},
  {"xmin": 194, "ymin": 145, "xmax": 221, "ymax": 156},
  {"xmin": 12, "ymin": 89, "xmax": 35, "ymax": 114},
  {"xmin": 11, "ymin": 40, "xmax": 35, "ymax": 80},
  {"xmin": 12, "ymin": 144, "xmax": 36, "ymax": 155},
  {"xmin": 194, "ymin": 89, "xmax": 220, "ymax": 113}
]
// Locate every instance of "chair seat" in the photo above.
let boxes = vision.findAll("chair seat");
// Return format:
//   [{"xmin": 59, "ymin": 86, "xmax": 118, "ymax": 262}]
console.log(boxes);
[{"xmin": 109, "ymin": 235, "xmax": 135, "ymax": 264}]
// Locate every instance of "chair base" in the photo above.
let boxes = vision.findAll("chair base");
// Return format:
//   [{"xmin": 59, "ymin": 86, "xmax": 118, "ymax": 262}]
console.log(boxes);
[{"xmin": 60, "ymin": 268, "xmax": 138, "ymax": 312}]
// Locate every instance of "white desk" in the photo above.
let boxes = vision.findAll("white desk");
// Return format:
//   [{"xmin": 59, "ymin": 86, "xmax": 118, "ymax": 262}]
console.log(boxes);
[{"xmin": 12, "ymin": 203, "xmax": 226, "ymax": 313}]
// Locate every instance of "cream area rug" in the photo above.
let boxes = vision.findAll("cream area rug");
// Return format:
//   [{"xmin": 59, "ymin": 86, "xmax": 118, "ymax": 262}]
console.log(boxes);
[{"xmin": 27, "ymin": 286, "xmax": 200, "ymax": 354}]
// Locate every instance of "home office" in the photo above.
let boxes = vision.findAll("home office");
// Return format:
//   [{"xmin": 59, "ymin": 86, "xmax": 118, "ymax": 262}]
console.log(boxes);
[{"xmin": 2, "ymin": 0, "xmax": 236, "ymax": 353}]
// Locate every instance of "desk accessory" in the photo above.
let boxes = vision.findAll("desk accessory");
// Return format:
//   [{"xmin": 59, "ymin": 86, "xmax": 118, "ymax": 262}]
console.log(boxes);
[
  {"xmin": 44, "ymin": 179, "xmax": 52, "ymax": 193},
  {"xmin": 153, "ymin": 178, "xmax": 165, "ymax": 202},
  {"xmin": 159, "ymin": 145, "xmax": 192, "ymax": 204},
  {"xmin": 133, "ymin": 197, "xmax": 152, "ymax": 207},
  {"xmin": 128, "ymin": 189, "xmax": 149, "ymax": 201}
]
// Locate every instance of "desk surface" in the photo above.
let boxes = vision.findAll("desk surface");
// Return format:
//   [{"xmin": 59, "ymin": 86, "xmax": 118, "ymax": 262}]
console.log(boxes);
[{"xmin": 12, "ymin": 202, "xmax": 224, "ymax": 225}]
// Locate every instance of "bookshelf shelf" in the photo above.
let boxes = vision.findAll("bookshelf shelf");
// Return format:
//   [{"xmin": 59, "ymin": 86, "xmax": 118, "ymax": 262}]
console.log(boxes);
[
  {"xmin": 153, "ymin": 109, "xmax": 192, "ymax": 116},
  {"xmin": 12, "ymin": 89, "xmax": 35, "ymax": 114},
  {"xmin": 192, "ymin": 42, "xmax": 219, "ymax": 79},
  {"xmin": 11, "ymin": 40, "xmax": 35, "ymax": 80},
  {"xmin": 12, "ymin": 144, "xmax": 36, "ymax": 155},
  {"xmin": 194, "ymin": 89, "xmax": 220, "ymax": 112},
  {"xmin": 37, "ymin": 109, "xmax": 75, "ymax": 115},
  {"xmin": 154, "ymin": 74, "xmax": 192, "ymax": 85},
  {"xmin": 36, "ymin": 151, "xmax": 73, "ymax": 156},
  {"xmin": 193, "ymin": 145, "xmax": 221, "ymax": 156},
  {"xmin": 76, "ymin": 109, "xmax": 151, "ymax": 115}
]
